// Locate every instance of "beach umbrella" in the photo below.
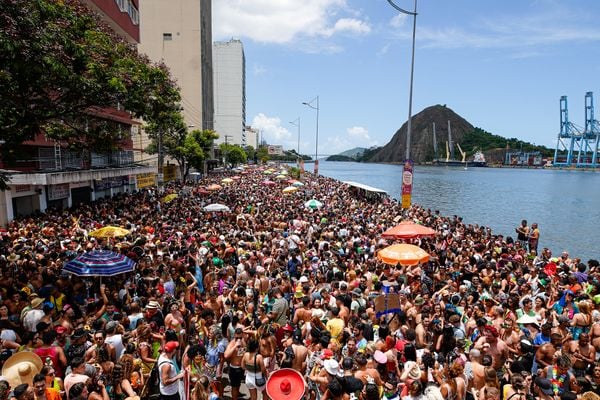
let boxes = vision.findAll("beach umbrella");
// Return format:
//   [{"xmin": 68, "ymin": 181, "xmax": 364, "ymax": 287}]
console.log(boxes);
[
  {"xmin": 207, "ymin": 184, "xmax": 222, "ymax": 191},
  {"xmin": 89, "ymin": 226, "xmax": 130, "ymax": 238},
  {"xmin": 292, "ymin": 181, "xmax": 304, "ymax": 187},
  {"xmin": 203, "ymin": 203, "xmax": 231, "ymax": 212},
  {"xmin": 221, "ymin": 178, "xmax": 234, "ymax": 184},
  {"xmin": 63, "ymin": 250, "xmax": 136, "ymax": 277},
  {"xmin": 275, "ymin": 174, "xmax": 287, "ymax": 180},
  {"xmin": 263, "ymin": 170, "xmax": 273, "ymax": 175},
  {"xmin": 197, "ymin": 188, "xmax": 210, "ymax": 195},
  {"xmin": 304, "ymin": 199, "xmax": 323, "ymax": 209},
  {"xmin": 278, "ymin": 170, "xmax": 288, "ymax": 175},
  {"xmin": 282, "ymin": 186, "xmax": 298, "ymax": 194},
  {"xmin": 232, "ymin": 175, "xmax": 242, "ymax": 180},
  {"xmin": 161, "ymin": 193, "xmax": 179, "ymax": 203},
  {"xmin": 380, "ymin": 221, "xmax": 437, "ymax": 240},
  {"xmin": 262, "ymin": 180, "xmax": 277, "ymax": 186},
  {"xmin": 377, "ymin": 244, "xmax": 430, "ymax": 266}
]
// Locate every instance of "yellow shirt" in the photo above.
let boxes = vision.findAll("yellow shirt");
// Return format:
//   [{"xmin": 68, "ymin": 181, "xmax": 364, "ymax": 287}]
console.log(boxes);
[{"xmin": 326, "ymin": 318, "xmax": 345, "ymax": 345}]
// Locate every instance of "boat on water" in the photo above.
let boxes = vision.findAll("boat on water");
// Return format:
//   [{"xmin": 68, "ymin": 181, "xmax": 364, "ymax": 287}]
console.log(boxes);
[{"xmin": 431, "ymin": 121, "xmax": 487, "ymax": 167}]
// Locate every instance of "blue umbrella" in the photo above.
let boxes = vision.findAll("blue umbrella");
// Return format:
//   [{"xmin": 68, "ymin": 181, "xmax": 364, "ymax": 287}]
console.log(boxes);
[{"xmin": 63, "ymin": 250, "xmax": 136, "ymax": 277}]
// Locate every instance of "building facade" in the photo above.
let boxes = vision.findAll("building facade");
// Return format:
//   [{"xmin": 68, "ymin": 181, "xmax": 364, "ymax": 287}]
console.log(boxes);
[
  {"xmin": 137, "ymin": 0, "xmax": 213, "ymax": 136},
  {"xmin": 213, "ymin": 39, "xmax": 246, "ymax": 146},
  {"xmin": 0, "ymin": 0, "xmax": 155, "ymax": 226}
]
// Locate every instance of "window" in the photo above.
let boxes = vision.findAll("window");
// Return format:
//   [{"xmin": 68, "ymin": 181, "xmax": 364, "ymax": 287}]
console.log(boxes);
[
  {"xmin": 128, "ymin": 1, "xmax": 139, "ymax": 25},
  {"xmin": 115, "ymin": 0, "xmax": 126, "ymax": 12},
  {"xmin": 163, "ymin": 33, "xmax": 173, "ymax": 41}
]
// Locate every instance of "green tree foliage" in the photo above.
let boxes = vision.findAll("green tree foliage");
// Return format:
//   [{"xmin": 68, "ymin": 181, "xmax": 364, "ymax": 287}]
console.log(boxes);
[
  {"xmin": 461, "ymin": 128, "xmax": 554, "ymax": 157},
  {"xmin": 0, "ymin": 0, "xmax": 183, "ymax": 187},
  {"xmin": 256, "ymin": 146, "xmax": 270, "ymax": 163},
  {"xmin": 220, "ymin": 144, "xmax": 247, "ymax": 167}
]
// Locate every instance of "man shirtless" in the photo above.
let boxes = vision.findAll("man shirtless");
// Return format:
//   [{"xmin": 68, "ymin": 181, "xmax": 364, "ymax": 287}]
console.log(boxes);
[
  {"xmin": 566, "ymin": 333, "xmax": 596, "ymax": 377},
  {"xmin": 290, "ymin": 332, "xmax": 309, "ymax": 373},
  {"xmin": 466, "ymin": 349, "xmax": 486, "ymax": 394},
  {"xmin": 293, "ymin": 296, "xmax": 313, "ymax": 336},
  {"xmin": 473, "ymin": 325, "xmax": 510, "ymax": 376},
  {"xmin": 224, "ymin": 328, "xmax": 246, "ymax": 400},
  {"xmin": 354, "ymin": 354, "xmax": 383, "ymax": 386},
  {"xmin": 535, "ymin": 332, "xmax": 563, "ymax": 374},
  {"xmin": 205, "ymin": 288, "xmax": 224, "ymax": 320}
]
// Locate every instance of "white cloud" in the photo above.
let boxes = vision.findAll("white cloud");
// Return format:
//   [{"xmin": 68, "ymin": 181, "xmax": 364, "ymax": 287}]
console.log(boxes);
[
  {"xmin": 213, "ymin": 0, "xmax": 371, "ymax": 45},
  {"xmin": 389, "ymin": 14, "xmax": 408, "ymax": 28},
  {"xmin": 322, "ymin": 18, "xmax": 371, "ymax": 37},
  {"xmin": 253, "ymin": 64, "xmax": 267, "ymax": 76},
  {"xmin": 377, "ymin": 43, "xmax": 390, "ymax": 57},
  {"xmin": 250, "ymin": 113, "xmax": 296, "ymax": 148},
  {"xmin": 323, "ymin": 126, "xmax": 379, "ymax": 154},
  {"xmin": 409, "ymin": 11, "xmax": 600, "ymax": 50}
]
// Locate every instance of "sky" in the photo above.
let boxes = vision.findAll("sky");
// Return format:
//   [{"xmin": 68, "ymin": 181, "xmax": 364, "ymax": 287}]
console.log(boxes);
[{"xmin": 212, "ymin": 0, "xmax": 600, "ymax": 156}]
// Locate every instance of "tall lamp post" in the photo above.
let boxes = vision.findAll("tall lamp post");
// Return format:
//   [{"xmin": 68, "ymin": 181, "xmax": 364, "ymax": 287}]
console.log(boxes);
[
  {"xmin": 387, "ymin": 0, "xmax": 417, "ymax": 208},
  {"xmin": 289, "ymin": 118, "xmax": 300, "ymax": 166},
  {"xmin": 302, "ymin": 96, "xmax": 319, "ymax": 174}
]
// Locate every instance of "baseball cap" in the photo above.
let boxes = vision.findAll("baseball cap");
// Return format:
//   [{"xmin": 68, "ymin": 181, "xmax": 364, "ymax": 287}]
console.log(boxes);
[{"xmin": 164, "ymin": 341, "xmax": 179, "ymax": 353}]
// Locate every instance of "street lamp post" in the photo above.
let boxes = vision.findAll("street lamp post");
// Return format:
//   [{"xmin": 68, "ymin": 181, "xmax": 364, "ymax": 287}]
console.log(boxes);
[
  {"xmin": 289, "ymin": 118, "xmax": 300, "ymax": 165},
  {"xmin": 387, "ymin": 0, "xmax": 417, "ymax": 208},
  {"xmin": 302, "ymin": 96, "xmax": 319, "ymax": 174}
]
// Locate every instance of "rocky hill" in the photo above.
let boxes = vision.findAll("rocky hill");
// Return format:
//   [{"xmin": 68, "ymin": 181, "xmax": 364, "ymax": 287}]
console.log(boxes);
[{"xmin": 368, "ymin": 105, "xmax": 474, "ymax": 163}]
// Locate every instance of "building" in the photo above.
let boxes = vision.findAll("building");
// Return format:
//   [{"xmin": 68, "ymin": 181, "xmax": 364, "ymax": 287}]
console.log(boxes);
[
  {"xmin": 0, "ymin": 0, "xmax": 154, "ymax": 226},
  {"xmin": 244, "ymin": 126, "xmax": 259, "ymax": 149},
  {"xmin": 267, "ymin": 145, "xmax": 284, "ymax": 156},
  {"xmin": 213, "ymin": 39, "xmax": 246, "ymax": 146},
  {"xmin": 136, "ymin": 0, "xmax": 214, "ymax": 169}
]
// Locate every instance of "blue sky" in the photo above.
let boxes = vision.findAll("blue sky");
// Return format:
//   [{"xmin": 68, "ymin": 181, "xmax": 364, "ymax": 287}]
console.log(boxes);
[{"xmin": 213, "ymin": 0, "xmax": 600, "ymax": 156}]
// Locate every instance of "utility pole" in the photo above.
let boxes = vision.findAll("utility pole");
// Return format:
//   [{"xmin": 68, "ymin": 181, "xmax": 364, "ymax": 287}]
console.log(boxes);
[{"xmin": 223, "ymin": 135, "xmax": 233, "ymax": 168}]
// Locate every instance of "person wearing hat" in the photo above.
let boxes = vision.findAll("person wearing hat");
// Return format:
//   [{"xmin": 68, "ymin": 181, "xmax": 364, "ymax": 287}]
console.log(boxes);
[
  {"xmin": 265, "ymin": 367, "xmax": 307, "ymax": 400},
  {"xmin": 308, "ymin": 358, "xmax": 342, "ymax": 394},
  {"xmin": 22, "ymin": 298, "xmax": 45, "ymax": 333},
  {"xmin": 158, "ymin": 341, "xmax": 184, "ymax": 400}
]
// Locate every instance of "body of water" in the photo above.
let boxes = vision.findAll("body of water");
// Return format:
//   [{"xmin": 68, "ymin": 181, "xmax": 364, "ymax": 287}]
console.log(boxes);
[{"xmin": 317, "ymin": 161, "xmax": 600, "ymax": 261}]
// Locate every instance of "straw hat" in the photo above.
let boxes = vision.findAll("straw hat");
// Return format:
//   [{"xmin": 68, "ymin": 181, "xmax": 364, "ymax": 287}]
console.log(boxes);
[
  {"xmin": 6, "ymin": 254, "xmax": 20, "ymax": 262},
  {"xmin": 404, "ymin": 361, "xmax": 421, "ymax": 380},
  {"xmin": 1, "ymin": 351, "xmax": 43, "ymax": 388},
  {"xmin": 145, "ymin": 300, "xmax": 160, "ymax": 310},
  {"xmin": 266, "ymin": 368, "xmax": 306, "ymax": 400},
  {"xmin": 30, "ymin": 298, "xmax": 44, "ymax": 309}
]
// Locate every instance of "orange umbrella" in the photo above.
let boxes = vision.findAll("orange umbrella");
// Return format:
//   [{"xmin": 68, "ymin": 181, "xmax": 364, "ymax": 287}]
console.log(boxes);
[
  {"xmin": 381, "ymin": 221, "xmax": 436, "ymax": 239},
  {"xmin": 377, "ymin": 243, "xmax": 430, "ymax": 266},
  {"xmin": 207, "ymin": 184, "xmax": 222, "ymax": 191}
]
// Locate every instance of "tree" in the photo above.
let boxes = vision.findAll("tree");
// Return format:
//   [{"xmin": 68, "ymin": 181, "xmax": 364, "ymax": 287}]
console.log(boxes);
[
  {"xmin": 220, "ymin": 144, "xmax": 247, "ymax": 167},
  {"xmin": 146, "ymin": 128, "xmax": 218, "ymax": 182},
  {"xmin": 256, "ymin": 146, "xmax": 270, "ymax": 164},
  {"xmin": 0, "ymin": 0, "xmax": 182, "ymax": 187},
  {"xmin": 244, "ymin": 146, "xmax": 256, "ymax": 163}
]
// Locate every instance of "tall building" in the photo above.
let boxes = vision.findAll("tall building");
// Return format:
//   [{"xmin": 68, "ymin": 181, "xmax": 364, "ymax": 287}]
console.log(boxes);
[
  {"xmin": 213, "ymin": 39, "xmax": 246, "ymax": 146},
  {"xmin": 0, "ymin": 0, "xmax": 153, "ymax": 225},
  {"xmin": 137, "ymin": 0, "xmax": 213, "ymax": 137}
]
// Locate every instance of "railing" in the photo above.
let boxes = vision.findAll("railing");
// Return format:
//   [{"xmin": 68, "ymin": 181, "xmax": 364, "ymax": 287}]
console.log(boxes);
[{"xmin": 37, "ymin": 149, "xmax": 134, "ymax": 171}]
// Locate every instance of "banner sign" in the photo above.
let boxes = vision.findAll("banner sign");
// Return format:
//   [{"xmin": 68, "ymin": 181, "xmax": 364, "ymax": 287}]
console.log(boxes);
[
  {"xmin": 136, "ymin": 173, "xmax": 156, "ymax": 189},
  {"xmin": 48, "ymin": 183, "xmax": 69, "ymax": 201},
  {"xmin": 163, "ymin": 165, "xmax": 177, "ymax": 182},
  {"xmin": 401, "ymin": 160, "xmax": 413, "ymax": 209}
]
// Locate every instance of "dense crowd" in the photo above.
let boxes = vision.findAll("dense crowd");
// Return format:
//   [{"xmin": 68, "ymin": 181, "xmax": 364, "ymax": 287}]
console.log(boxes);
[{"xmin": 0, "ymin": 165, "xmax": 599, "ymax": 400}]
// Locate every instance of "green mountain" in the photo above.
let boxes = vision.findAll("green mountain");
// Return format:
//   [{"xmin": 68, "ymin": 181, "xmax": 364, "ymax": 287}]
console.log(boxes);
[
  {"xmin": 361, "ymin": 105, "xmax": 553, "ymax": 164},
  {"xmin": 326, "ymin": 147, "xmax": 367, "ymax": 161}
]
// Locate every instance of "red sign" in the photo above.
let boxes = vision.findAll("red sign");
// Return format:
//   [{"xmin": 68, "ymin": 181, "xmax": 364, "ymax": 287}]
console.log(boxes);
[{"xmin": 401, "ymin": 160, "xmax": 413, "ymax": 208}]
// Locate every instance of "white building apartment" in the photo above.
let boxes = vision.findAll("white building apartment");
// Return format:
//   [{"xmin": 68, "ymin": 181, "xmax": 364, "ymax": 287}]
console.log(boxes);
[
  {"xmin": 213, "ymin": 39, "xmax": 246, "ymax": 146},
  {"xmin": 137, "ymin": 0, "xmax": 214, "ymax": 163}
]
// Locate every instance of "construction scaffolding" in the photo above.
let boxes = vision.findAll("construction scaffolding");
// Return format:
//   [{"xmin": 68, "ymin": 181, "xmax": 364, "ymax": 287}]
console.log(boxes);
[{"xmin": 553, "ymin": 92, "xmax": 600, "ymax": 167}]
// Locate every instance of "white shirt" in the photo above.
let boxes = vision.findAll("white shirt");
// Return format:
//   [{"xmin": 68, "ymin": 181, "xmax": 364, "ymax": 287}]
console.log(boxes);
[{"xmin": 23, "ymin": 309, "xmax": 44, "ymax": 332}]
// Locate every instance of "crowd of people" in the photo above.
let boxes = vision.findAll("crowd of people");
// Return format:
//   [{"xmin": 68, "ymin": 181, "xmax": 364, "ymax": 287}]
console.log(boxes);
[{"xmin": 0, "ymin": 164, "xmax": 599, "ymax": 400}]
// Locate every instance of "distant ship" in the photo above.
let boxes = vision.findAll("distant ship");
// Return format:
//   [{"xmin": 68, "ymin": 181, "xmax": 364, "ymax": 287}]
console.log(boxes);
[{"xmin": 432, "ymin": 121, "xmax": 487, "ymax": 167}]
